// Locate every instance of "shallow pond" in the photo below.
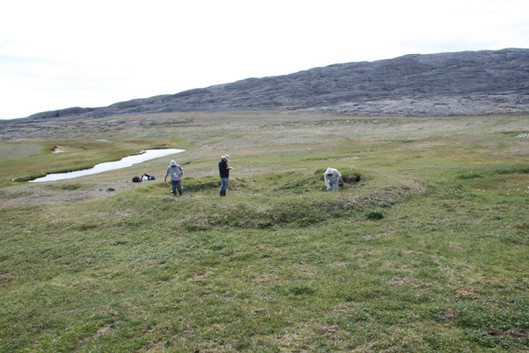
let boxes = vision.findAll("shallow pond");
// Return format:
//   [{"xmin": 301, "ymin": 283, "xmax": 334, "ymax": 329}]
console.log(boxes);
[{"xmin": 30, "ymin": 148, "xmax": 185, "ymax": 182}]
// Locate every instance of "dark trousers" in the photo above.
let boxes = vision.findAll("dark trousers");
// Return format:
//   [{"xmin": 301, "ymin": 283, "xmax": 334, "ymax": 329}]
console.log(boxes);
[{"xmin": 171, "ymin": 180, "xmax": 182, "ymax": 195}]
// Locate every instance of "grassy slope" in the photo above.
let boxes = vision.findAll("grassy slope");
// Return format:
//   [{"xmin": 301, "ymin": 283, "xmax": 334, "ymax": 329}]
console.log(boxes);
[{"xmin": 0, "ymin": 112, "xmax": 528, "ymax": 352}]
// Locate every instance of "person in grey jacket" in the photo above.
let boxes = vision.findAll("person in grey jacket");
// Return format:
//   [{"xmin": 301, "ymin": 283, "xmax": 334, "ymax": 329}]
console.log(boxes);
[
  {"xmin": 164, "ymin": 160, "xmax": 184, "ymax": 196},
  {"xmin": 324, "ymin": 167, "xmax": 342, "ymax": 192}
]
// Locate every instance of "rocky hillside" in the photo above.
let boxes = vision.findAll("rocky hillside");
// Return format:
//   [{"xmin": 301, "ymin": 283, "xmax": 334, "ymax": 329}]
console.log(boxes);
[{"xmin": 19, "ymin": 48, "xmax": 529, "ymax": 119}]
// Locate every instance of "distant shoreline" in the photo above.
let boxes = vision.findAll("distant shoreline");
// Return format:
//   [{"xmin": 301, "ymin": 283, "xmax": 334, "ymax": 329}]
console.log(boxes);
[{"xmin": 30, "ymin": 148, "xmax": 185, "ymax": 183}]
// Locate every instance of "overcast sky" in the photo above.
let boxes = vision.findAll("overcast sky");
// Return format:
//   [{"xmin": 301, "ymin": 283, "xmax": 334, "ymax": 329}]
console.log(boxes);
[{"xmin": 1, "ymin": 0, "xmax": 528, "ymax": 119}]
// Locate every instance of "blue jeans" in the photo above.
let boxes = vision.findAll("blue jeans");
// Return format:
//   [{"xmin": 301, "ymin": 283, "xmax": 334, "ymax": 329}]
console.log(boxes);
[
  {"xmin": 328, "ymin": 179, "xmax": 339, "ymax": 191},
  {"xmin": 171, "ymin": 179, "xmax": 182, "ymax": 195},
  {"xmin": 220, "ymin": 177, "xmax": 229, "ymax": 193}
]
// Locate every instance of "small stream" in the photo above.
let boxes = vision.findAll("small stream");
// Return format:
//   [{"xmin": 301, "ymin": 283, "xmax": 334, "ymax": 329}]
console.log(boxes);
[{"xmin": 30, "ymin": 148, "xmax": 185, "ymax": 182}]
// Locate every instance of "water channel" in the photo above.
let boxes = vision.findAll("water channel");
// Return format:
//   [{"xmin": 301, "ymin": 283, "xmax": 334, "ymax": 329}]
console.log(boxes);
[{"xmin": 30, "ymin": 148, "xmax": 185, "ymax": 182}]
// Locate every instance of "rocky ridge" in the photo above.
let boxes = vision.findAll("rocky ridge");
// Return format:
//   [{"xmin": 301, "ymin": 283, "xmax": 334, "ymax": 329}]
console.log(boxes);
[{"xmin": 8, "ymin": 48, "xmax": 529, "ymax": 122}]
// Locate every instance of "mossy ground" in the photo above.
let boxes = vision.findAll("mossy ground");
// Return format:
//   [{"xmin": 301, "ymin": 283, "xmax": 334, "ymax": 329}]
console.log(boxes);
[{"xmin": 0, "ymin": 112, "xmax": 528, "ymax": 352}]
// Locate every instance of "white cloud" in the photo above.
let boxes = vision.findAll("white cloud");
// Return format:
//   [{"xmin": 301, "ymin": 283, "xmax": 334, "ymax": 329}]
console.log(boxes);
[{"xmin": 1, "ymin": 0, "xmax": 528, "ymax": 119}]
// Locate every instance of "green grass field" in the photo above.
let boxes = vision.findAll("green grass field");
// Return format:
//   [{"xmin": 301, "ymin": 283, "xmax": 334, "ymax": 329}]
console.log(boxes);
[{"xmin": 0, "ymin": 112, "xmax": 528, "ymax": 352}]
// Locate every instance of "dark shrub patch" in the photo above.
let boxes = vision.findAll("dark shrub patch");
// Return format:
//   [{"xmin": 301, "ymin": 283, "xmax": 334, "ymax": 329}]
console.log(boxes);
[
  {"xmin": 288, "ymin": 284, "xmax": 316, "ymax": 296},
  {"xmin": 457, "ymin": 173, "xmax": 483, "ymax": 180},
  {"xmin": 46, "ymin": 183, "xmax": 84, "ymax": 191},
  {"xmin": 342, "ymin": 173, "xmax": 362, "ymax": 184},
  {"xmin": 366, "ymin": 211, "xmax": 385, "ymax": 220}
]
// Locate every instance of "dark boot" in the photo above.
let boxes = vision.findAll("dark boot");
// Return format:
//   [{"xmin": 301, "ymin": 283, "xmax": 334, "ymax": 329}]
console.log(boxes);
[{"xmin": 220, "ymin": 190, "xmax": 226, "ymax": 197}]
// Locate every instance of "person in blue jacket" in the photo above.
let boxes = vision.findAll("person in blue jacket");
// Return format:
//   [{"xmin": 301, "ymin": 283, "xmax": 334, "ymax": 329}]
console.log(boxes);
[{"xmin": 218, "ymin": 155, "xmax": 232, "ymax": 196}]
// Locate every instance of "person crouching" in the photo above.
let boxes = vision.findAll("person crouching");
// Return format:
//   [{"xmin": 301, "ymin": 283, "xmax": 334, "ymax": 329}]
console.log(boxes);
[{"xmin": 324, "ymin": 167, "xmax": 342, "ymax": 192}]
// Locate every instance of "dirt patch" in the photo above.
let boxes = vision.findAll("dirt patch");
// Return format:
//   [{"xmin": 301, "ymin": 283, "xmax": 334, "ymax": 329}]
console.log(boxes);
[
  {"xmin": 456, "ymin": 287, "xmax": 482, "ymax": 299},
  {"xmin": 0, "ymin": 180, "xmax": 139, "ymax": 209},
  {"xmin": 52, "ymin": 145, "xmax": 74, "ymax": 153},
  {"xmin": 254, "ymin": 274, "xmax": 281, "ymax": 283},
  {"xmin": 326, "ymin": 262, "xmax": 347, "ymax": 269},
  {"xmin": 387, "ymin": 277, "xmax": 411, "ymax": 286}
]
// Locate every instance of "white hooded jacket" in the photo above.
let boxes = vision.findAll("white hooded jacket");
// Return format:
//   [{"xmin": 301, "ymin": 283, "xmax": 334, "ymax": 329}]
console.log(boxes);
[{"xmin": 324, "ymin": 167, "xmax": 341, "ymax": 188}]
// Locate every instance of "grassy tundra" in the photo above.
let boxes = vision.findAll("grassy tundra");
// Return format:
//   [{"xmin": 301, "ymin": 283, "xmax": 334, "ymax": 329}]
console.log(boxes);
[{"xmin": 0, "ymin": 112, "xmax": 528, "ymax": 352}]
